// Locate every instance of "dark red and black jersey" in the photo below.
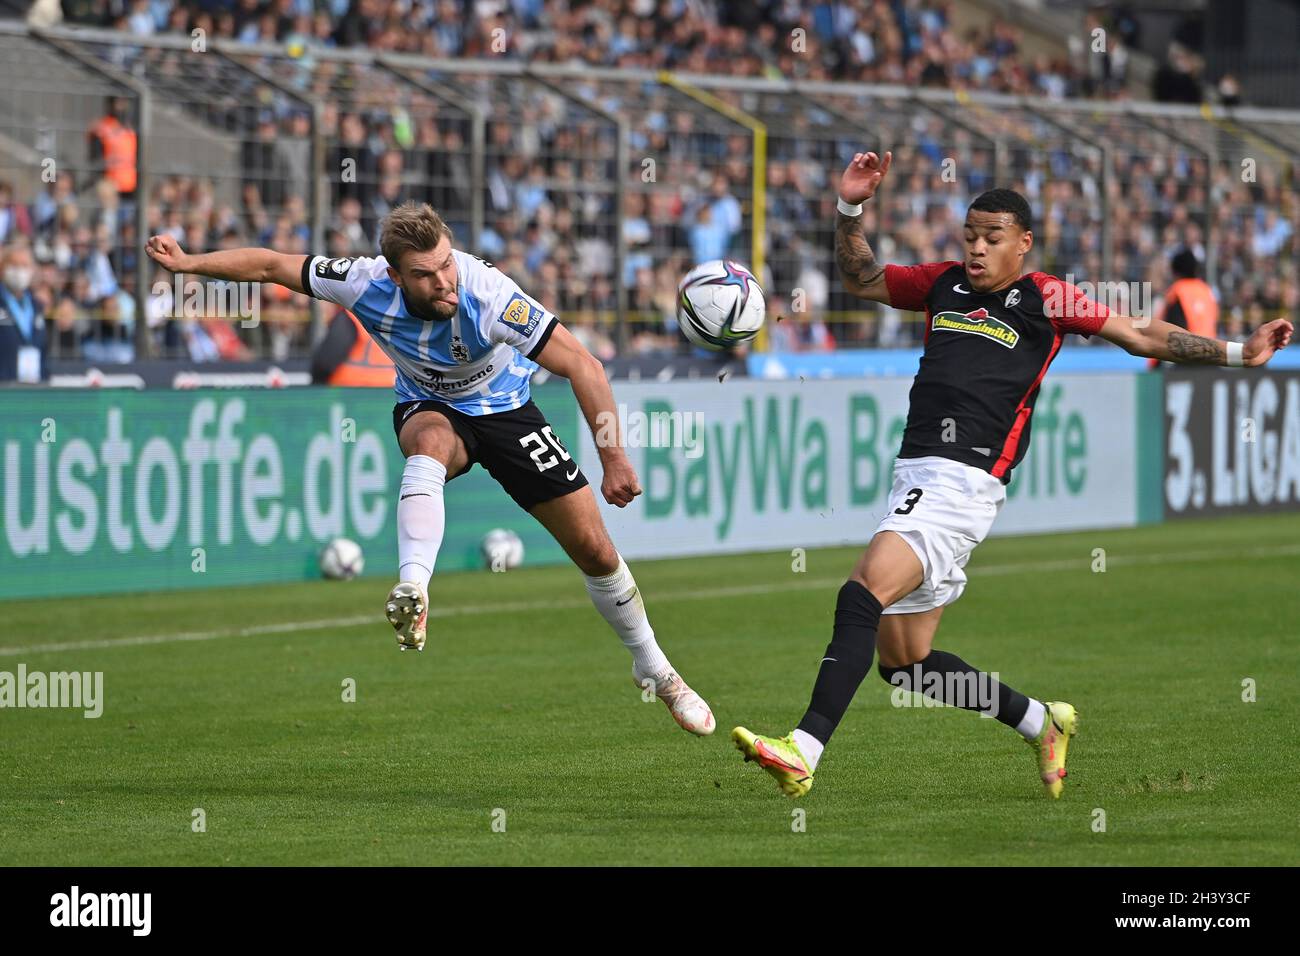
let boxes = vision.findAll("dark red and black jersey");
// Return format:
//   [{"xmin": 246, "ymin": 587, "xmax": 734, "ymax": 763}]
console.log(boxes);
[{"xmin": 884, "ymin": 261, "xmax": 1110, "ymax": 483}]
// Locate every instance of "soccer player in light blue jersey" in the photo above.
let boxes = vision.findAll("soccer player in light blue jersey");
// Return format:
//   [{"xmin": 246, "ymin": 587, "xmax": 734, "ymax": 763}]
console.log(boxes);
[{"xmin": 145, "ymin": 202, "xmax": 714, "ymax": 736}]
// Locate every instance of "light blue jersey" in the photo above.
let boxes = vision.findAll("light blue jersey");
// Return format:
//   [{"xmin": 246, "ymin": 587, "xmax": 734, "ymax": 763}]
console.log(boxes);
[{"xmin": 302, "ymin": 250, "xmax": 558, "ymax": 414}]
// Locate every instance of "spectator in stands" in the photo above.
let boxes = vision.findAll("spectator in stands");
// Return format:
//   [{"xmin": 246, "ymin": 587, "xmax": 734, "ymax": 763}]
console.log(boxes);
[
  {"xmin": 1148, "ymin": 248, "xmax": 1218, "ymax": 370},
  {"xmin": 1252, "ymin": 210, "xmax": 1293, "ymax": 259},
  {"xmin": 310, "ymin": 307, "xmax": 397, "ymax": 386},
  {"xmin": 688, "ymin": 204, "xmax": 727, "ymax": 264},
  {"xmin": 82, "ymin": 290, "xmax": 135, "ymax": 365},
  {"xmin": 330, "ymin": 196, "xmax": 372, "ymax": 255},
  {"xmin": 0, "ymin": 243, "xmax": 47, "ymax": 383},
  {"xmin": 0, "ymin": 181, "xmax": 34, "ymax": 244},
  {"xmin": 276, "ymin": 110, "xmax": 314, "ymax": 198},
  {"xmin": 329, "ymin": 112, "xmax": 378, "ymax": 207},
  {"xmin": 1153, "ymin": 41, "xmax": 1203, "ymax": 103},
  {"xmin": 365, "ymin": 173, "xmax": 407, "ymax": 241},
  {"xmin": 88, "ymin": 96, "xmax": 138, "ymax": 205},
  {"xmin": 1163, "ymin": 248, "xmax": 1218, "ymax": 335},
  {"xmin": 242, "ymin": 112, "xmax": 293, "ymax": 212},
  {"xmin": 1216, "ymin": 74, "xmax": 1243, "ymax": 108}
]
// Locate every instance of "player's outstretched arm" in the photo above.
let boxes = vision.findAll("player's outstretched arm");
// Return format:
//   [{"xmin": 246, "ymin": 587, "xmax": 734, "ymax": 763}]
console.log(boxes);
[
  {"xmin": 1098, "ymin": 314, "xmax": 1293, "ymax": 367},
  {"xmin": 145, "ymin": 234, "xmax": 309, "ymax": 294},
  {"xmin": 835, "ymin": 150, "xmax": 892, "ymax": 302},
  {"xmin": 532, "ymin": 323, "xmax": 642, "ymax": 508}
]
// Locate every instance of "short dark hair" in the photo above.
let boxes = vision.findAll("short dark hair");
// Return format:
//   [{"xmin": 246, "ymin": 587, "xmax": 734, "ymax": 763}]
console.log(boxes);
[
  {"xmin": 1171, "ymin": 248, "xmax": 1199, "ymax": 279},
  {"xmin": 379, "ymin": 201, "xmax": 454, "ymax": 269},
  {"xmin": 968, "ymin": 189, "xmax": 1033, "ymax": 233}
]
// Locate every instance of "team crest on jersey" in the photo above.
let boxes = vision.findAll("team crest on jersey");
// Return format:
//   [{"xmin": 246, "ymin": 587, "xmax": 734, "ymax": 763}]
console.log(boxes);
[
  {"xmin": 500, "ymin": 293, "xmax": 544, "ymax": 336},
  {"xmin": 931, "ymin": 308, "xmax": 1020, "ymax": 349},
  {"xmin": 450, "ymin": 337, "xmax": 471, "ymax": 363},
  {"xmin": 1005, "ymin": 289, "xmax": 1021, "ymax": 308},
  {"xmin": 315, "ymin": 257, "xmax": 354, "ymax": 279}
]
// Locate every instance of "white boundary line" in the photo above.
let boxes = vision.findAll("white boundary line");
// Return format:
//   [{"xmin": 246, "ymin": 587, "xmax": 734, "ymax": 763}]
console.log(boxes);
[{"xmin": 2, "ymin": 542, "xmax": 1297, "ymax": 657}]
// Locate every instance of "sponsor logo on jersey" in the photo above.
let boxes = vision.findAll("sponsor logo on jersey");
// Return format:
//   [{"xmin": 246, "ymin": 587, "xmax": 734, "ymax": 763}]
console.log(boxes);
[
  {"xmin": 500, "ymin": 293, "xmax": 544, "ymax": 336},
  {"xmin": 931, "ymin": 307, "xmax": 1020, "ymax": 349},
  {"xmin": 418, "ymin": 362, "xmax": 495, "ymax": 392},
  {"xmin": 315, "ymin": 257, "xmax": 354, "ymax": 279}
]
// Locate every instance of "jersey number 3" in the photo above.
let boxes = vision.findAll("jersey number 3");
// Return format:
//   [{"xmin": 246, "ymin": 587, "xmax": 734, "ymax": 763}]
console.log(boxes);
[{"xmin": 894, "ymin": 487, "xmax": 924, "ymax": 515}]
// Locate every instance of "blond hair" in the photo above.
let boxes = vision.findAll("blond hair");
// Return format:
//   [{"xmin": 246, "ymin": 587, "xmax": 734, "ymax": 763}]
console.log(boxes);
[{"xmin": 379, "ymin": 201, "xmax": 454, "ymax": 269}]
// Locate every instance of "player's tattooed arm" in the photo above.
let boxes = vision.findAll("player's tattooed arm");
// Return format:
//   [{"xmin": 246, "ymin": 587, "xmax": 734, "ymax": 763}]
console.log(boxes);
[
  {"xmin": 834, "ymin": 212, "xmax": 887, "ymax": 301},
  {"xmin": 1101, "ymin": 314, "xmax": 1293, "ymax": 367},
  {"xmin": 1101, "ymin": 316, "xmax": 1226, "ymax": 363},
  {"xmin": 835, "ymin": 149, "xmax": 892, "ymax": 302},
  {"xmin": 1166, "ymin": 330, "xmax": 1224, "ymax": 363}
]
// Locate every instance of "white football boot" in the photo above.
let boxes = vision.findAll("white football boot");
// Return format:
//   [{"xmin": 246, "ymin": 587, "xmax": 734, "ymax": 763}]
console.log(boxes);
[
  {"xmin": 385, "ymin": 582, "xmax": 427, "ymax": 652},
  {"xmin": 634, "ymin": 669, "xmax": 715, "ymax": 736}
]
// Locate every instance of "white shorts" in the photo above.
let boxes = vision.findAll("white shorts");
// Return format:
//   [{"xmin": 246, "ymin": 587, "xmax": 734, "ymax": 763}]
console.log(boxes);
[{"xmin": 872, "ymin": 456, "xmax": 1006, "ymax": 615}]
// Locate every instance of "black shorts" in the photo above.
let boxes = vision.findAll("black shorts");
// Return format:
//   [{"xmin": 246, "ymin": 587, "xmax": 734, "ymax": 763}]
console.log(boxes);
[{"xmin": 393, "ymin": 398, "xmax": 589, "ymax": 511}]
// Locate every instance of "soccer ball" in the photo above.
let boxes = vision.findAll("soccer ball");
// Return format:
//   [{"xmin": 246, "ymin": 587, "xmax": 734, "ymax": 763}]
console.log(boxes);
[
  {"xmin": 677, "ymin": 259, "xmax": 766, "ymax": 350},
  {"xmin": 319, "ymin": 537, "xmax": 364, "ymax": 580},
  {"xmin": 481, "ymin": 528, "xmax": 524, "ymax": 571}
]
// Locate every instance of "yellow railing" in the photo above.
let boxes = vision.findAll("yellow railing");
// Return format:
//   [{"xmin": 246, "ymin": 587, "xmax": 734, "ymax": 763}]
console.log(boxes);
[{"xmin": 656, "ymin": 70, "xmax": 769, "ymax": 350}]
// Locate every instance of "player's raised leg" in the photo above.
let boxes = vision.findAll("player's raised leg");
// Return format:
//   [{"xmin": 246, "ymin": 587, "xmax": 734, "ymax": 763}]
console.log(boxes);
[
  {"xmin": 530, "ymin": 486, "xmax": 715, "ymax": 736},
  {"xmin": 732, "ymin": 530, "xmax": 921, "ymax": 795},
  {"xmin": 386, "ymin": 407, "xmax": 469, "ymax": 652},
  {"xmin": 875, "ymin": 609, "xmax": 1078, "ymax": 798}
]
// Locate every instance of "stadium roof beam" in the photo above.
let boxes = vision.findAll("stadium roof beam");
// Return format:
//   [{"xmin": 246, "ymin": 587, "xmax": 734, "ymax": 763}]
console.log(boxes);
[
  {"xmin": 30, "ymin": 27, "xmax": 153, "ymax": 361},
  {"xmin": 212, "ymin": 43, "xmax": 327, "ymax": 340},
  {"xmin": 525, "ymin": 65, "xmax": 629, "ymax": 354},
  {"xmin": 377, "ymin": 54, "xmax": 487, "ymax": 256}
]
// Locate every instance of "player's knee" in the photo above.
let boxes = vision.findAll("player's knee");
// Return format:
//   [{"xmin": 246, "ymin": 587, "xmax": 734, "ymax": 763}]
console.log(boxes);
[
  {"xmin": 573, "ymin": 531, "xmax": 617, "ymax": 576},
  {"xmin": 848, "ymin": 570, "xmax": 892, "ymax": 608}
]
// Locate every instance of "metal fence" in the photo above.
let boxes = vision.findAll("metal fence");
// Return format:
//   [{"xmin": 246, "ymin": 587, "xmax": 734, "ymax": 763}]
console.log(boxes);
[{"xmin": 1, "ymin": 20, "xmax": 1297, "ymax": 364}]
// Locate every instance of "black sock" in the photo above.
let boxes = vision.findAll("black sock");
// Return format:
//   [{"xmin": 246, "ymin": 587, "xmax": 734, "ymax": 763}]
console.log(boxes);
[
  {"xmin": 877, "ymin": 649, "xmax": 1031, "ymax": 729},
  {"xmin": 795, "ymin": 581, "xmax": 883, "ymax": 745}
]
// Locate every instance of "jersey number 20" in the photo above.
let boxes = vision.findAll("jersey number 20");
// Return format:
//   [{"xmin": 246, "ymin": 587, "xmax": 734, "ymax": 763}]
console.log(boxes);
[{"xmin": 520, "ymin": 426, "xmax": 570, "ymax": 471}]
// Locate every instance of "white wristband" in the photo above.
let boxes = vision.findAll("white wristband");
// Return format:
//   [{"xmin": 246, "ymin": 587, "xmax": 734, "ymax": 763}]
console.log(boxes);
[
  {"xmin": 1226, "ymin": 341, "xmax": 1244, "ymax": 367},
  {"xmin": 837, "ymin": 196, "xmax": 864, "ymax": 217}
]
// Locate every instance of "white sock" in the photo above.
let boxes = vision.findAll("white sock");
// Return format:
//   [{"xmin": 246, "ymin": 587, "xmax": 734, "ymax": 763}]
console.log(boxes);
[
  {"xmin": 584, "ymin": 555, "xmax": 671, "ymax": 680},
  {"xmin": 792, "ymin": 729, "xmax": 825, "ymax": 771},
  {"xmin": 1017, "ymin": 698, "xmax": 1046, "ymax": 740},
  {"xmin": 396, "ymin": 454, "xmax": 446, "ymax": 594}
]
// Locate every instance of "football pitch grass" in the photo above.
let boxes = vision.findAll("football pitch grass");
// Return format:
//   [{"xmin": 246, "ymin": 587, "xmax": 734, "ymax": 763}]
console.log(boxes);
[{"xmin": 2, "ymin": 512, "xmax": 1297, "ymax": 867}]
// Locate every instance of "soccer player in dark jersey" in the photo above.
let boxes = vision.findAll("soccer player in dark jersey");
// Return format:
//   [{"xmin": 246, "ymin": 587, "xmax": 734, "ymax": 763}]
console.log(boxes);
[{"xmin": 733, "ymin": 150, "xmax": 1293, "ymax": 798}]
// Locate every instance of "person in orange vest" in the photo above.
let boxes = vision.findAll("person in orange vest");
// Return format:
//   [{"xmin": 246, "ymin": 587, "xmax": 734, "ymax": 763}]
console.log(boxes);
[
  {"xmin": 311, "ymin": 307, "xmax": 397, "ymax": 387},
  {"xmin": 88, "ymin": 97, "xmax": 138, "ymax": 199},
  {"xmin": 1149, "ymin": 248, "xmax": 1218, "ymax": 369}
]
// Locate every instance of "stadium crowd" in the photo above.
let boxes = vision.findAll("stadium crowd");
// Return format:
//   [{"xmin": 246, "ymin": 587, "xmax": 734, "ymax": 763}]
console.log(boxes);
[
  {"xmin": 1, "ymin": 1, "xmax": 1294, "ymax": 372},
  {"xmin": 64, "ymin": 0, "xmax": 1109, "ymax": 98}
]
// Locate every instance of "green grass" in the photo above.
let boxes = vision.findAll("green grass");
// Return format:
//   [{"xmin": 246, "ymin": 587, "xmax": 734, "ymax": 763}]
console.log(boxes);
[{"xmin": 2, "ymin": 513, "xmax": 1298, "ymax": 866}]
